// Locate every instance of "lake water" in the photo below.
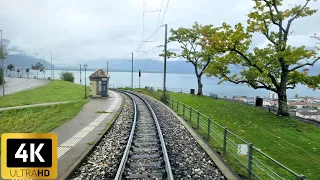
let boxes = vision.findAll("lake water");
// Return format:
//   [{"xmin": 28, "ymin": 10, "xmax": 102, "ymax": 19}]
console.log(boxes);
[{"xmin": 6, "ymin": 69, "xmax": 319, "ymax": 98}]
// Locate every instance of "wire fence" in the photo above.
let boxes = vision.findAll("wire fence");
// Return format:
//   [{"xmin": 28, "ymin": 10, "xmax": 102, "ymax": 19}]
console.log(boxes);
[{"xmin": 134, "ymin": 87, "xmax": 306, "ymax": 180}]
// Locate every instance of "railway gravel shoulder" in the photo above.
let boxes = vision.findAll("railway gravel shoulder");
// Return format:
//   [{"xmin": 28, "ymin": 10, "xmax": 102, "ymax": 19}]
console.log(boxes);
[
  {"xmin": 140, "ymin": 93, "xmax": 239, "ymax": 180},
  {"xmin": 70, "ymin": 94, "xmax": 133, "ymax": 180}
]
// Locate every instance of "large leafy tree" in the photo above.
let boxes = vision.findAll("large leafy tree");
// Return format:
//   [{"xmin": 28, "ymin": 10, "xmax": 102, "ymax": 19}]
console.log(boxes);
[
  {"xmin": 0, "ymin": 46, "xmax": 7, "ymax": 85},
  {"xmin": 7, "ymin": 64, "xmax": 14, "ymax": 76},
  {"xmin": 165, "ymin": 22, "xmax": 218, "ymax": 95},
  {"xmin": 26, "ymin": 68, "xmax": 30, "ymax": 78},
  {"xmin": 205, "ymin": 0, "xmax": 320, "ymax": 116},
  {"xmin": 31, "ymin": 62, "xmax": 44, "ymax": 79}
]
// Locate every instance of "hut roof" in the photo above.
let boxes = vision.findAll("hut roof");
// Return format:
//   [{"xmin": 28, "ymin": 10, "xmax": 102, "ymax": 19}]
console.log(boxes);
[{"xmin": 89, "ymin": 68, "xmax": 110, "ymax": 78}]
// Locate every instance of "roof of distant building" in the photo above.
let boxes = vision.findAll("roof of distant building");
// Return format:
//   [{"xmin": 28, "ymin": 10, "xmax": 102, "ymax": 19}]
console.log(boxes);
[
  {"xmin": 89, "ymin": 68, "xmax": 110, "ymax": 78},
  {"xmin": 288, "ymin": 102, "xmax": 311, "ymax": 106},
  {"xmin": 298, "ymin": 109, "xmax": 320, "ymax": 116}
]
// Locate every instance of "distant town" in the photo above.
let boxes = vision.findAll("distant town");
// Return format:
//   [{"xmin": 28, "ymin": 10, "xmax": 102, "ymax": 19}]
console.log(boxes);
[{"xmin": 230, "ymin": 93, "xmax": 320, "ymax": 122}]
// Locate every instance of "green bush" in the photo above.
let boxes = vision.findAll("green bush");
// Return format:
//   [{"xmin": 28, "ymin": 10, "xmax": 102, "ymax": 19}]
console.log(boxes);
[
  {"xmin": 59, "ymin": 71, "xmax": 75, "ymax": 82},
  {"xmin": 0, "ymin": 68, "xmax": 3, "ymax": 85}
]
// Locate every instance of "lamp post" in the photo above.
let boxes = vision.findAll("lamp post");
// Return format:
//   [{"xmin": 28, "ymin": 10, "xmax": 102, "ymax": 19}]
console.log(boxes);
[
  {"xmin": 0, "ymin": 30, "xmax": 4, "ymax": 96},
  {"xmin": 50, "ymin": 51, "xmax": 52, "ymax": 79},
  {"xmin": 83, "ymin": 64, "xmax": 88, "ymax": 99},
  {"xmin": 79, "ymin": 64, "xmax": 82, "ymax": 85},
  {"xmin": 43, "ymin": 56, "xmax": 46, "ymax": 79},
  {"xmin": 1, "ymin": 30, "xmax": 4, "ymax": 96}
]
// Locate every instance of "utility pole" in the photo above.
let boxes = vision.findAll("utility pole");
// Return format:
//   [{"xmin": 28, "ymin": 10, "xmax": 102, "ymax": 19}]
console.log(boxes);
[
  {"xmin": 83, "ymin": 64, "xmax": 88, "ymax": 99},
  {"xmin": 107, "ymin": 61, "xmax": 108, "ymax": 74},
  {"xmin": 50, "ymin": 51, "xmax": 52, "ymax": 79},
  {"xmin": 131, "ymin": 52, "xmax": 133, "ymax": 90},
  {"xmin": 0, "ymin": 30, "xmax": 4, "ymax": 96},
  {"xmin": 43, "ymin": 57, "xmax": 46, "ymax": 79},
  {"xmin": 163, "ymin": 24, "xmax": 168, "ymax": 101},
  {"xmin": 80, "ymin": 64, "xmax": 82, "ymax": 85}
]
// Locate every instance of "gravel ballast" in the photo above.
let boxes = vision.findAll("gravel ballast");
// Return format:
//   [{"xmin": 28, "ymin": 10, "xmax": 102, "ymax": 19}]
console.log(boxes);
[
  {"xmin": 72, "ymin": 94, "xmax": 133, "ymax": 180},
  {"xmin": 140, "ymin": 94, "xmax": 226, "ymax": 180}
]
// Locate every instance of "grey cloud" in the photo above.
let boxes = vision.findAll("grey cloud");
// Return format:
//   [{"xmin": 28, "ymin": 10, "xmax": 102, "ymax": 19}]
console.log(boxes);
[{"xmin": 0, "ymin": 0, "xmax": 320, "ymax": 65}]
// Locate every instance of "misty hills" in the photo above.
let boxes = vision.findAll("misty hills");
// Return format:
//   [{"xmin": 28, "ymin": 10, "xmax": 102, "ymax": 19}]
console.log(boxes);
[
  {"xmin": 2, "ymin": 54, "xmax": 319, "ymax": 75},
  {"xmin": 81, "ymin": 59, "xmax": 195, "ymax": 73},
  {"xmin": 3, "ymin": 54, "xmax": 53, "ymax": 69}
]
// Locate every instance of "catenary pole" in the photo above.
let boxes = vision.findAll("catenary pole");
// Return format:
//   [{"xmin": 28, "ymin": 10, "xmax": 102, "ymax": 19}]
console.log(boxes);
[
  {"xmin": 131, "ymin": 52, "xmax": 133, "ymax": 90},
  {"xmin": 163, "ymin": 24, "xmax": 168, "ymax": 100}
]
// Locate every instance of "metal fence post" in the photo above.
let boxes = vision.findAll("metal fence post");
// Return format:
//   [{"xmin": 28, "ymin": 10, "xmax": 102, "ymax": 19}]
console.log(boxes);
[
  {"xmin": 197, "ymin": 111, "xmax": 200, "ymax": 129},
  {"xmin": 248, "ymin": 143, "xmax": 253, "ymax": 180},
  {"xmin": 190, "ymin": 107, "xmax": 192, "ymax": 121},
  {"xmin": 183, "ymin": 104, "xmax": 185, "ymax": 117},
  {"xmin": 223, "ymin": 128, "xmax": 227, "ymax": 156},
  {"xmin": 177, "ymin": 101, "xmax": 179, "ymax": 112},
  {"xmin": 299, "ymin": 175, "xmax": 306, "ymax": 180},
  {"xmin": 207, "ymin": 118, "xmax": 211, "ymax": 140}
]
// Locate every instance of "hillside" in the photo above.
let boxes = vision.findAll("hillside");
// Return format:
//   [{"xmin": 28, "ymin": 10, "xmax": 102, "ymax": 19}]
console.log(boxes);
[{"xmin": 4, "ymin": 54, "xmax": 319, "ymax": 75}]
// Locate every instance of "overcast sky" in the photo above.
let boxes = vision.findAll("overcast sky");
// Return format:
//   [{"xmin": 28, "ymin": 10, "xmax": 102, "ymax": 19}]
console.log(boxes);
[{"xmin": 1, "ymin": 0, "xmax": 320, "ymax": 66}]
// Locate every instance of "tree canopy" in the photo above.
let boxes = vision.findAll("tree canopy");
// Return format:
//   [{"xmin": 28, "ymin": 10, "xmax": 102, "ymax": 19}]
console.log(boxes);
[
  {"xmin": 164, "ymin": 22, "xmax": 219, "ymax": 95},
  {"xmin": 204, "ymin": 0, "xmax": 320, "ymax": 116}
]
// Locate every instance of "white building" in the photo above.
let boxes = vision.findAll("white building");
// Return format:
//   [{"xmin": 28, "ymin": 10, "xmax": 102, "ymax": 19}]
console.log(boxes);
[{"xmin": 296, "ymin": 109, "xmax": 320, "ymax": 122}]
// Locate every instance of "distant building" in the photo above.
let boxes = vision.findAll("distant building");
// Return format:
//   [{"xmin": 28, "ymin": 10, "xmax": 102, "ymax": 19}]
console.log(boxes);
[
  {"xmin": 233, "ymin": 96, "xmax": 248, "ymax": 103},
  {"xmin": 263, "ymin": 99, "xmax": 278, "ymax": 107},
  {"xmin": 288, "ymin": 101, "xmax": 312, "ymax": 109},
  {"xmin": 268, "ymin": 93, "xmax": 278, "ymax": 99},
  {"xmin": 296, "ymin": 109, "xmax": 320, "ymax": 122}
]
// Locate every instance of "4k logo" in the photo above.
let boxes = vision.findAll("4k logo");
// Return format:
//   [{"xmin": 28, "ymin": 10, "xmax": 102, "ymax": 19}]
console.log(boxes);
[{"xmin": 1, "ymin": 133, "xmax": 57, "ymax": 179}]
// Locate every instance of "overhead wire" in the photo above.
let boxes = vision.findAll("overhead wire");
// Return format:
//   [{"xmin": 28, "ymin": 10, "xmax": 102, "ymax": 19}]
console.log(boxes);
[
  {"xmin": 110, "ymin": 0, "xmax": 170, "ymax": 62},
  {"xmin": 160, "ymin": 0, "xmax": 170, "ymax": 26},
  {"xmin": 155, "ymin": 0, "xmax": 165, "ymax": 44}
]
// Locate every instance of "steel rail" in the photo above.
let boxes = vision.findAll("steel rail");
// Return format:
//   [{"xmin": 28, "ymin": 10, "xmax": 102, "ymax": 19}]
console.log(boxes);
[
  {"xmin": 115, "ymin": 90, "xmax": 174, "ymax": 180},
  {"xmin": 114, "ymin": 91, "xmax": 137, "ymax": 180}
]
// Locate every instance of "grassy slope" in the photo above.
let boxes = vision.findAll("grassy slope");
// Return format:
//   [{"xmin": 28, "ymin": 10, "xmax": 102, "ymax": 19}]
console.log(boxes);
[
  {"xmin": 0, "ymin": 101, "xmax": 86, "ymax": 152},
  {"xmin": 0, "ymin": 80, "xmax": 89, "ymax": 108},
  {"xmin": 168, "ymin": 92, "xmax": 320, "ymax": 179}
]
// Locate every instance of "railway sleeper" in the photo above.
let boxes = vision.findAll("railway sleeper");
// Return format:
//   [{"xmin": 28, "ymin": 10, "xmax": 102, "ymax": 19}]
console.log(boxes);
[{"xmin": 125, "ymin": 172, "xmax": 165, "ymax": 179}]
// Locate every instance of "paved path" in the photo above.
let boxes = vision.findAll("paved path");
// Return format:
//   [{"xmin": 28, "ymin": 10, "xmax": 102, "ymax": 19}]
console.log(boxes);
[
  {"xmin": 0, "ymin": 101, "xmax": 82, "ymax": 111},
  {"xmin": 0, "ymin": 77, "xmax": 49, "ymax": 96},
  {"xmin": 52, "ymin": 90, "xmax": 122, "ymax": 179}
]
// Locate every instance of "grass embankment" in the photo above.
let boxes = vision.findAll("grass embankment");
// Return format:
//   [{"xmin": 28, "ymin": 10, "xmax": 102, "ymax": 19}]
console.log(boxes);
[
  {"xmin": 0, "ymin": 80, "xmax": 89, "ymax": 108},
  {"xmin": 164, "ymin": 92, "xmax": 320, "ymax": 179},
  {"xmin": 0, "ymin": 101, "xmax": 86, "ymax": 152},
  {"xmin": 0, "ymin": 80, "xmax": 89, "ymax": 152}
]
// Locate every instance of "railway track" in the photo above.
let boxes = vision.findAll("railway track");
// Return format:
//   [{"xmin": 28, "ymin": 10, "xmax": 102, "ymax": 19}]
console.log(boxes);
[{"xmin": 115, "ymin": 90, "xmax": 173, "ymax": 180}]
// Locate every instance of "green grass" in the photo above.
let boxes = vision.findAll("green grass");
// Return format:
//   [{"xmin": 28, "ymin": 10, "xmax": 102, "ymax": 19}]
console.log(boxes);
[
  {"xmin": 0, "ymin": 80, "xmax": 89, "ymax": 108},
  {"xmin": 166, "ymin": 92, "xmax": 320, "ymax": 180},
  {"xmin": 134, "ymin": 89, "xmax": 320, "ymax": 179},
  {"xmin": 0, "ymin": 101, "xmax": 86, "ymax": 152}
]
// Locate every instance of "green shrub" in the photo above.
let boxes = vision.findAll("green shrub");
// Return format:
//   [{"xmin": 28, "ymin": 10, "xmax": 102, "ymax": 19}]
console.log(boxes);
[
  {"xmin": 59, "ymin": 71, "xmax": 75, "ymax": 82},
  {"xmin": 0, "ymin": 68, "xmax": 3, "ymax": 85}
]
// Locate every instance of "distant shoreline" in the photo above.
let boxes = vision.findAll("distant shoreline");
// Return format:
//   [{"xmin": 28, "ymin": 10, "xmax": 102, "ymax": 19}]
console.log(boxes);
[{"xmin": 54, "ymin": 68, "xmax": 194, "ymax": 74}]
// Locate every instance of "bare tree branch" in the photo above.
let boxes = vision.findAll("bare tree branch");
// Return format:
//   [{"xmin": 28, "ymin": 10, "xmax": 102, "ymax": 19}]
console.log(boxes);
[
  {"xmin": 199, "ymin": 56, "xmax": 212, "ymax": 77},
  {"xmin": 284, "ymin": 0, "xmax": 310, "ymax": 41},
  {"xmin": 231, "ymin": 49, "xmax": 264, "ymax": 74},
  {"xmin": 289, "ymin": 58, "xmax": 320, "ymax": 71},
  {"xmin": 263, "ymin": 0, "xmax": 285, "ymax": 32},
  {"xmin": 262, "ymin": 19, "xmax": 278, "ymax": 45},
  {"xmin": 222, "ymin": 74, "xmax": 277, "ymax": 92},
  {"xmin": 272, "ymin": 0, "xmax": 279, "ymax": 14}
]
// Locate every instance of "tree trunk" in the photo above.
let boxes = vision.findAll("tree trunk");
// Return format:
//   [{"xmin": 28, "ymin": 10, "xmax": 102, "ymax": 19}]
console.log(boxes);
[
  {"xmin": 277, "ymin": 79, "xmax": 289, "ymax": 116},
  {"xmin": 197, "ymin": 76, "xmax": 203, "ymax": 95}
]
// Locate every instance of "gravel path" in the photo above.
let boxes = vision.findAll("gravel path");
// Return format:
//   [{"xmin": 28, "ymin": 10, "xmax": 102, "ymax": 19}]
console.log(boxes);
[
  {"xmin": 140, "ymin": 94, "xmax": 225, "ymax": 180},
  {"xmin": 72, "ymin": 94, "xmax": 133, "ymax": 180},
  {"xmin": 0, "ymin": 77, "xmax": 49, "ymax": 96}
]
